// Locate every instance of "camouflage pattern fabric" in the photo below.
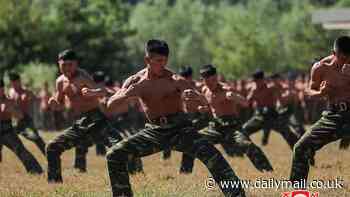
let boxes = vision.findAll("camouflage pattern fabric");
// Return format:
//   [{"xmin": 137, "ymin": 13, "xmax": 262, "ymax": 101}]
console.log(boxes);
[
  {"xmin": 16, "ymin": 114, "xmax": 46, "ymax": 155},
  {"xmin": 0, "ymin": 120, "xmax": 43, "ymax": 174},
  {"xmin": 106, "ymin": 113, "xmax": 246, "ymax": 197}
]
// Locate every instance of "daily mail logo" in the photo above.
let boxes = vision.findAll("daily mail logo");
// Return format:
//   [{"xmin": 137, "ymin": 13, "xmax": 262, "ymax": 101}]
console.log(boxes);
[{"xmin": 281, "ymin": 190, "xmax": 319, "ymax": 197}]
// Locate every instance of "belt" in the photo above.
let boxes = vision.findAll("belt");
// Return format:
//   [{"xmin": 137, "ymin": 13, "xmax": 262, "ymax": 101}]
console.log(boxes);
[
  {"xmin": 149, "ymin": 113, "xmax": 183, "ymax": 126},
  {"xmin": 328, "ymin": 101, "xmax": 350, "ymax": 112}
]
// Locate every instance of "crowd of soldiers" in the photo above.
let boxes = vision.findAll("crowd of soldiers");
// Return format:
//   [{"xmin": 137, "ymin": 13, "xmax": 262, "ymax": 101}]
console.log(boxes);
[{"xmin": 1, "ymin": 36, "xmax": 350, "ymax": 197}]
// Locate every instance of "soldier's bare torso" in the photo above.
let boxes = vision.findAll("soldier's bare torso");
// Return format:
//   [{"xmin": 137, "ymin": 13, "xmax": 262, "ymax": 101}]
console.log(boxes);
[
  {"xmin": 0, "ymin": 97, "xmax": 19, "ymax": 120},
  {"xmin": 313, "ymin": 57, "xmax": 350, "ymax": 103},
  {"xmin": 120, "ymin": 68, "xmax": 189, "ymax": 120},
  {"xmin": 9, "ymin": 88, "xmax": 34, "ymax": 114},
  {"xmin": 57, "ymin": 69, "xmax": 100, "ymax": 114},
  {"xmin": 202, "ymin": 84, "xmax": 240, "ymax": 117},
  {"xmin": 248, "ymin": 82, "xmax": 276, "ymax": 108}
]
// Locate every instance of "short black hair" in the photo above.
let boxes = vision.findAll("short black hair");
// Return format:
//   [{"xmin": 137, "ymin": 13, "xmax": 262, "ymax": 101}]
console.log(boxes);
[
  {"xmin": 287, "ymin": 71, "xmax": 297, "ymax": 80},
  {"xmin": 270, "ymin": 73, "xmax": 281, "ymax": 80},
  {"xmin": 58, "ymin": 49, "xmax": 79, "ymax": 61},
  {"xmin": 334, "ymin": 36, "xmax": 350, "ymax": 56},
  {"xmin": 200, "ymin": 64, "xmax": 217, "ymax": 78},
  {"xmin": 179, "ymin": 66, "xmax": 193, "ymax": 78},
  {"xmin": 105, "ymin": 76, "xmax": 114, "ymax": 87},
  {"xmin": 93, "ymin": 71, "xmax": 105, "ymax": 83},
  {"xmin": 8, "ymin": 72, "xmax": 20, "ymax": 81},
  {"xmin": 145, "ymin": 39, "xmax": 169, "ymax": 57},
  {"xmin": 252, "ymin": 69, "xmax": 264, "ymax": 80}
]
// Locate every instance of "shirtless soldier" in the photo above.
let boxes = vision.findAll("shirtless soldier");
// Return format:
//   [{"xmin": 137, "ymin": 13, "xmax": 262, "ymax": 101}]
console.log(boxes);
[
  {"xmin": 261, "ymin": 73, "xmax": 284, "ymax": 146},
  {"xmin": 162, "ymin": 66, "xmax": 197, "ymax": 161},
  {"xmin": 242, "ymin": 70, "xmax": 299, "ymax": 149},
  {"xmin": 0, "ymin": 78, "xmax": 43, "ymax": 174},
  {"xmin": 106, "ymin": 39, "xmax": 246, "ymax": 197},
  {"xmin": 179, "ymin": 64, "xmax": 273, "ymax": 174},
  {"xmin": 290, "ymin": 36, "xmax": 350, "ymax": 185},
  {"xmin": 46, "ymin": 49, "xmax": 116, "ymax": 183},
  {"xmin": 8, "ymin": 72, "xmax": 46, "ymax": 155}
]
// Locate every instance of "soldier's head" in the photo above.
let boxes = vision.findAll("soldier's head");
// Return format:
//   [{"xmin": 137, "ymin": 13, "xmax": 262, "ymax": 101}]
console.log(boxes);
[
  {"xmin": 58, "ymin": 49, "xmax": 79, "ymax": 79},
  {"xmin": 200, "ymin": 64, "xmax": 218, "ymax": 88},
  {"xmin": 333, "ymin": 36, "xmax": 350, "ymax": 65},
  {"xmin": 252, "ymin": 69, "xmax": 264, "ymax": 82},
  {"xmin": 144, "ymin": 39, "xmax": 169, "ymax": 76},
  {"xmin": 93, "ymin": 71, "xmax": 105, "ymax": 84},
  {"xmin": 179, "ymin": 66, "xmax": 193, "ymax": 80},
  {"xmin": 270, "ymin": 73, "xmax": 282, "ymax": 84},
  {"xmin": 8, "ymin": 72, "xmax": 21, "ymax": 90}
]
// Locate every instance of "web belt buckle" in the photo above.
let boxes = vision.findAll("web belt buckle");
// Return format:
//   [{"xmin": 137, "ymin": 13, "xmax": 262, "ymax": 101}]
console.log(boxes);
[{"xmin": 338, "ymin": 102, "xmax": 348, "ymax": 112}]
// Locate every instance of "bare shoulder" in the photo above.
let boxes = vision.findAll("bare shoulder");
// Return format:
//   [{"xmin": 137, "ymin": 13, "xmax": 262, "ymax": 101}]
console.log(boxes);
[
  {"xmin": 312, "ymin": 55, "xmax": 335, "ymax": 72},
  {"xmin": 201, "ymin": 85, "xmax": 209, "ymax": 94},
  {"xmin": 8, "ymin": 88, "xmax": 15, "ymax": 97},
  {"xmin": 77, "ymin": 68, "xmax": 93, "ymax": 81},
  {"xmin": 56, "ymin": 74, "xmax": 65, "ymax": 84},
  {"xmin": 122, "ymin": 69, "xmax": 147, "ymax": 89},
  {"xmin": 55, "ymin": 75, "xmax": 66, "ymax": 91}
]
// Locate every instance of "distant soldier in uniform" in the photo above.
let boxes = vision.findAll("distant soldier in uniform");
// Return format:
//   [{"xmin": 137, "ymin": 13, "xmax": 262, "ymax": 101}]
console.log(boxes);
[
  {"xmin": 242, "ymin": 70, "xmax": 299, "ymax": 149},
  {"xmin": 92, "ymin": 71, "xmax": 108, "ymax": 156},
  {"xmin": 72, "ymin": 71, "xmax": 109, "ymax": 172},
  {"xmin": 261, "ymin": 73, "xmax": 284, "ymax": 146},
  {"xmin": 46, "ymin": 49, "xmax": 117, "ymax": 183},
  {"xmin": 180, "ymin": 65, "xmax": 273, "ymax": 174},
  {"xmin": 290, "ymin": 36, "xmax": 350, "ymax": 185},
  {"xmin": 39, "ymin": 82, "xmax": 53, "ymax": 130},
  {"xmin": 8, "ymin": 72, "xmax": 46, "ymax": 155},
  {"xmin": 106, "ymin": 39, "xmax": 246, "ymax": 197},
  {"xmin": 0, "ymin": 78, "xmax": 43, "ymax": 174}
]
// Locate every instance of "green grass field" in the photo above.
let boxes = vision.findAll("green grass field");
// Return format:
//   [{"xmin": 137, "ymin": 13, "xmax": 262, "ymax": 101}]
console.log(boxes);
[{"xmin": 0, "ymin": 130, "xmax": 349, "ymax": 197}]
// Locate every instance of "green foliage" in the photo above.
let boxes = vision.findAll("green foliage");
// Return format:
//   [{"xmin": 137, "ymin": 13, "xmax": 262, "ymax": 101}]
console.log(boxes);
[
  {"xmin": 336, "ymin": 0, "xmax": 350, "ymax": 7},
  {"xmin": 15, "ymin": 62, "xmax": 57, "ymax": 91},
  {"xmin": 128, "ymin": 0, "xmax": 342, "ymax": 79},
  {"xmin": 0, "ymin": 0, "xmax": 134, "ymax": 81},
  {"xmin": 0, "ymin": 0, "xmax": 346, "ymax": 84},
  {"xmin": 127, "ymin": 0, "xmax": 215, "ymax": 75}
]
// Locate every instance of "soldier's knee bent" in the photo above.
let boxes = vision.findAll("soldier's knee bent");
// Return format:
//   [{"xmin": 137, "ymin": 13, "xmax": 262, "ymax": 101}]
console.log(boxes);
[
  {"xmin": 106, "ymin": 148, "xmax": 128, "ymax": 162},
  {"xmin": 293, "ymin": 139, "xmax": 310, "ymax": 155},
  {"xmin": 46, "ymin": 141, "xmax": 62, "ymax": 155},
  {"xmin": 195, "ymin": 143, "xmax": 219, "ymax": 159}
]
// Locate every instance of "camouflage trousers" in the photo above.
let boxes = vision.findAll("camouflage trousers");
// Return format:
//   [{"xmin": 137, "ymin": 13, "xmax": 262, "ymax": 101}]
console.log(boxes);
[
  {"xmin": 261, "ymin": 105, "xmax": 305, "ymax": 146},
  {"xmin": 162, "ymin": 112, "xmax": 210, "ymax": 161},
  {"xmin": 290, "ymin": 108, "xmax": 350, "ymax": 185},
  {"xmin": 292, "ymin": 104, "xmax": 306, "ymax": 137},
  {"xmin": 46, "ymin": 109, "xmax": 118, "ymax": 182},
  {"xmin": 180, "ymin": 114, "xmax": 273, "ymax": 174},
  {"xmin": 110, "ymin": 111, "xmax": 144, "ymax": 174},
  {"xmin": 242, "ymin": 107, "xmax": 299, "ymax": 149},
  {"xmin": 106, "ymin": 113, "xmax": 246, "ymax": 197},
  {"xmin": 16, "ymin": 114, "xmax": 46, "ymax": 155},
  {"xmin": 0, "ymin": 120, "xmax": 43, "ymax": 174},
  {"xmin": 73, "ymin": 109, "xmax": 145, "ymax": 173}
]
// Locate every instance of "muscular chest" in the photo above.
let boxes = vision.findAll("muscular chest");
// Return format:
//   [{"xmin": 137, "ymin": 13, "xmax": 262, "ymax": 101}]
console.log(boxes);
[
  {"xmin": 62, "ymin": 80, "xmax": 84, "ymax": 97},
  {"xmin": 142, "ymin": 78, "xmax": 181, "ymax": 101},
  {"xmin": 204, "ymin": 89, "xmax": 224, "ymax": 105},
  {"xmin": 322, "ymin": 68, "xmax": 350, "ymax": 90}
]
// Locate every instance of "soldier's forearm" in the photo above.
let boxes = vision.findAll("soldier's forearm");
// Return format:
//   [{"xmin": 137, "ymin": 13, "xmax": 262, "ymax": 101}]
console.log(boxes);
[
  {"xmin": 305, "ymin": 89, "xmax": 322, "ymax": 98},
  {"xmin": 106, "ymin": 93, "xmax": 129, "ymax": 114}
]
